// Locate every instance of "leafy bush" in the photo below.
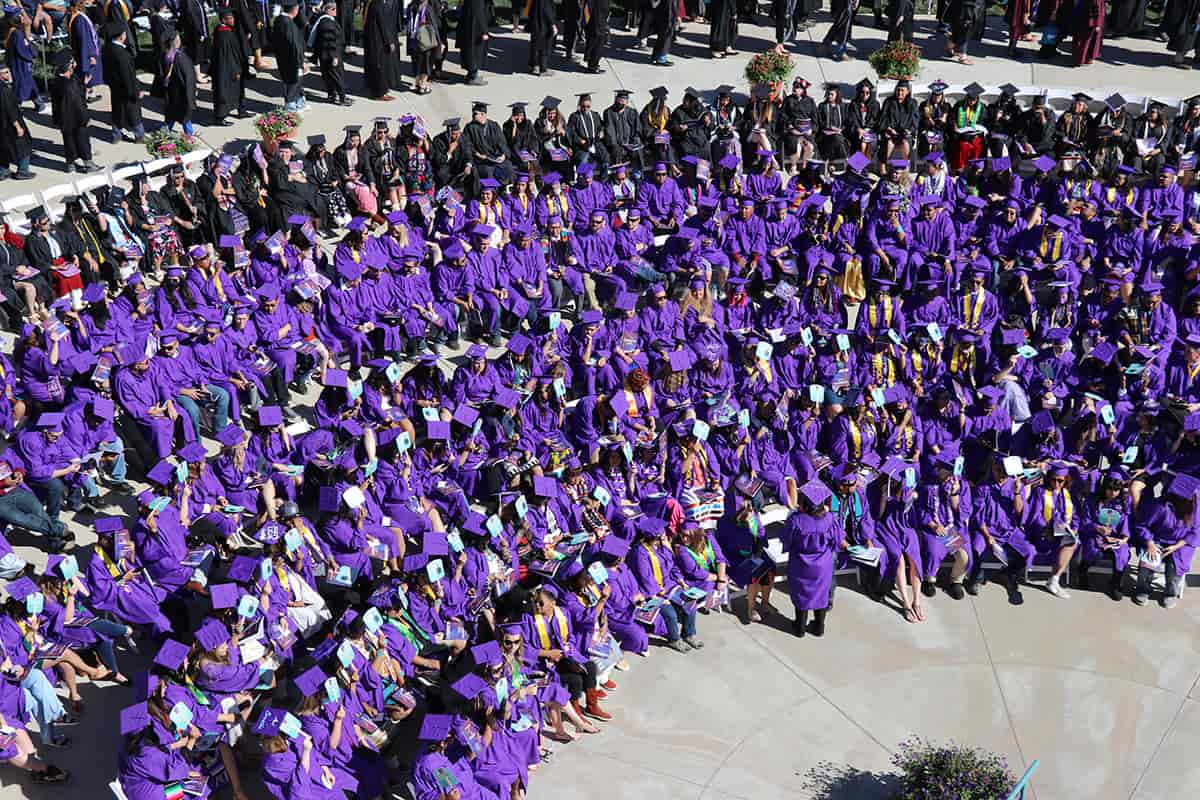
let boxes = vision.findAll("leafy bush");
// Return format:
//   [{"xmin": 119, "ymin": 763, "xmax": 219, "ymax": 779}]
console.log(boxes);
[
  {"xmin": 254, "ymin": 108, "xmax": 302, "ymax": 140},
  {"xmin": 144, "ymin": 128, "xmax": 198, "ymax": 158},
  {"xmin": 868, "ymin": 41, "xmax": 922, "ymax": 79},
  {"xmin": 891, "ymin": 737, "xmax": 1016, "ymax": 800},
  {"xmin": 745, "ymin": 49, "xmax": 794, "ymax": 86}
]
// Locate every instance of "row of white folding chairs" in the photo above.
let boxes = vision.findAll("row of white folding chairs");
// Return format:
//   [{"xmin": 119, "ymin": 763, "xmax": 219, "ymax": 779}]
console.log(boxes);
[
  {"xmin": 0, "ymin": 148, "xmax": 212, "ymax": 231},
  {"xmin": 870, "ymin": 81, "xmax": 1190, "ymax": 117}
]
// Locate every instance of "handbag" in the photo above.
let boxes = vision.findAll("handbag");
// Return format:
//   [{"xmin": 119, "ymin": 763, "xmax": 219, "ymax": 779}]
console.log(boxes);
[{"xmin": 415, "ymin": 22, "xmax": 439, "ymax": 51}]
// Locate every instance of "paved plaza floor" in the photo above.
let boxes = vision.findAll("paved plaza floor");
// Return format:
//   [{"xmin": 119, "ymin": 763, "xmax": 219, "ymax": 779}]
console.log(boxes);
[{"xmin": 2, "ymin": 8, "xmax": 1200, "ymax": 800}]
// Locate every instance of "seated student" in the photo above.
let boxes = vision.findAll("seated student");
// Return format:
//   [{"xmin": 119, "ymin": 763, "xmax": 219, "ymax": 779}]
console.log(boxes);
[
  {"xmin": 1077, "ymin": 467, "xmax": 1133, "ymax": 600},
  {"xmin": 628, "ymin": 521, "xmax": 703, "ymax": 652},
  {"xmin": 521, "ymin": 586, "xmax": 610, "ymax": 724},
  {"xmin": 117, "ymin": 699, "xmax": 210, "ymax": 800},
  {"xmin": 1132, "ymin": 473, "xmax": 1200, "ymax": 609},
  {"xmin": 410, "ymin": 713, "xmax": 502, "ymax": 800},
  {"xmin": 257, "ymin": 705, "xmax": 356, "ymax": 800}
]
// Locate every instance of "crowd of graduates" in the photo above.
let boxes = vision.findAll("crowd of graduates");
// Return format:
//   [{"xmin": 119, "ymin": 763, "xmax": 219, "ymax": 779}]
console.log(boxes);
[{"xmin": 0, "ymin": 76, "xmax": 1195, "ymax": 798}]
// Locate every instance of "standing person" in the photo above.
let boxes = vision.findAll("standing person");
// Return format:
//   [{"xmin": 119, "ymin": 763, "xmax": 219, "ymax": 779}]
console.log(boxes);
[
  {"xmin": 272, "ymin": 0, "xmax": 307, "ymax": 111},
  {"xmin": 785, "ymin": 481, "xmax": 839, "ymax": 637},
  {"xmin": 49, "ymin": 51, "xmax": 100, "ymax": 174},
  {"xmin": 525, "ymin": 0, "xmax": 557, "ymax": 75},
  {"xmin": 1163, "ymin": 0, "xmax": 1200, "ymax": 68},
  {"xmin": 604, "ymin": 89, "xmax": 641, "ymax": 168},
  {"xmin": 0, "ymin": 63, "xmax": 35, "ymax": 179},
  {"xmin": 101, "ymin": 22, "xmax": 144, "ymax": 143},
  {"xmin": 647, "ymin": 0, "xmax": 676, "ymax": 65},
  {"xmin": 456, "ymin": 0, "xmax": 489, "ymax": 85},
  {"xmin": 582, "ymin": 0, "xmax": 610, "ymax": 73},
  {"xmin": 179, "ymin": 0, "xmax": 210, "ymax": 84},
  {"xmin": 337, "ymin": 0, "xmax": 356, "ymax": 52},
  {"xmin": 162, "ymin": 33, "xmax": 198, "ymax": 135},
  {"xmin": 406, "ymin": 0, "xmax": 444, "ymax": 92},
  {"xmin": 1073, "ymin": 0, "xmax": 1104, "ymax": 66},
  {"xmin": 66, "ymin": 0, "xmax": 103, "ymax": 101},
  {"xmin": 822, "ymin": 0, "xmax": 855, "ymax": 61},
  {"xmin": 363, "ymin": 0, "xmax": 404, "ymax": 100},
  {"xmin": 947, "ymin": 0, "xmax": 983, "ymax": 63},
  {"xmin": 5, "ymin": 10, "xmax": 46, "ymax": 113},
  {"xmin": 231, "ymin": 0, "xmax": 269, "ymax": 72},
  {"xmin": 888, "ymin": 0, "xmax": 914, "ymax": 42},
  {"xmin": 209, "ymin": 6, "xmax": 249, "ymax": 125},
  {"xmin": 310, "ymin": 0, "xmax": 351, "ymax": 105},
  {"xmin": 708, "ymin": 0, "xmax": 737, "ymax": 57},
  {"xmin": 1108, "ymin": 0, "xmax": 1146, "ymax": 38},
  {"xmin": 1006, "ymin": 0, "xmax": 1033, "ymax": 56}
]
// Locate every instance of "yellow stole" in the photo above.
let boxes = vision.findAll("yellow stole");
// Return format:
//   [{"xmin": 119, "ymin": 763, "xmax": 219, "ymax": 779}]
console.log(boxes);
[
  {"xmin": 868, "ymin": 297, "xmax": 893, "ymax": 329},
  {"xmin": 534, "ymin": 608, "xmax": 568, "ymax": 649},
  {"xmin": 1042, "ymin": 489, "xmax": 1074, "ymax": 525},
  {"xmin": 961, "ymin": 291, "xmax": 983, "ymax": 327},
  {"xmin": 641, "ymin": 543, "xmax": 665, "ymax": 589}
]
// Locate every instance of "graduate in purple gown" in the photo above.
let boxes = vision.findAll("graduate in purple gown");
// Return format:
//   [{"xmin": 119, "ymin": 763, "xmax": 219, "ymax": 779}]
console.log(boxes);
[{"xmin": 784, "ymin": 481, "xmax": 839, "ymax": 637}]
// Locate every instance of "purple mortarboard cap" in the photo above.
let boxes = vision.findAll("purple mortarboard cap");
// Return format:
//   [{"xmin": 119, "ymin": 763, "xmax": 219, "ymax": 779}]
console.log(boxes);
[
  {"xmin": 640, "ymin": 517, "xmax": 668, "ymax": 537},
  {"xmin": 146, "ymin": 460, "xmax": 176, "ymax": 486},
  {"xmin": 227, "ymin": 555, "xmax": 258, "ymax": 583},
  {"xmin": 403, "ymin": 553, "xmax": 429, "ymax": 573},
  {"xmin": 599, "ymin": 535, "xmax": 630, "ymax": 560},
  {"xmin": 1049, "ymin": 462, "xmax": 1071, "ymax": 477},
  {"xmin": 346, "ymin": 217, "xmax": 368, "ymax": 232},
  {"xmin": 427, "ymin": 421, "xmax": 450, "ymax": 441},
  {"xmin": 136, "ymin": 489, "xmax": 156, "ymax": 506},
  {"xmin": 218, "ymin": 234, "xmax": 242, "ymax": 249},
  {"xmin": 325, "ymin": 369, "xmax": 348, "ymax": 388},
  {"xmin": 1142, "ymin": 279, "xmax": 1165, "ymax": 294},
  {"xmin": 423, "ymin": 531, "xmax": 449, "ymax": 556},
  {"xmin": 979, "ymin": 386, "xmax": 1003, "ymax": 403},
  {"xmin": 442, "ymin": 240, "xmax": 465, "ymax": 259},
  {"xmin": 1169, "ymin": 473, "xmax": 1200, "ymax": 498},
  {"xmin": 962, "ymin": 195, "xmax": 987, "ymax": 210},
  {"xmin": 338, "ymin": 259, "xmax": 364, "ymax": 281},
  {"xmin": 195, "ymin": 619, "xmax": 230, "ymax": 651},
  {"xmin": 878, "ymin": 456, "xmax": 906, "ymax": 480},
  {"xmin": 799, "ymin": 480, "xmax": 832, "ymax": 506},
  {"xmin": 36, "ymin": 412, "xmax": 64, "ymax": 430},
  {"xmin": 294, "ymin": 666, "xmax": 327, "ymax": 697},
  {"xmin": 667, "ymin": 349, "xmax": 692, "ymax": 372},
  {"xmin": 462, "ymin": 512, "xmax": 487, "ymax": 537},
  {"xmin": 453, "ymin": 404, "xmax": 480, "ymax": 427},
  {"xmin": 1032, "ymin": 155, "xmax": 1056, "ymax": 172},
  {"xmin": 493, "ymin": 387, "xmax": 520, "ymax": 410},
  {"xmin": 831, "ymin": 462, "xmax": 858, "ymax": 482},
  {"xmin": 467, "ymin": 343, "xmax": 488, "ymax": 360},
  {"xmin": 608, "ymin": 391, "xmax": 630, "ymax": 416},
  {"xmin": 257, "ymin": 283, "xmax": 281, "ymax": 301},
  {"xmin": 579, "ymin": 309, "xmax": 603, "ymax": 325},
  {"xmin": 1000, "ymin": 328, "xmax": 1025, "ymax": 346},
  {"xmin": 419, "ymin": 714, "xmax": 455, "ymax": 742},
  {"xmin": 472, "ymin": 224, "xmax": 495, "ymax": 239},
  {"xmin": 217, "ymin": 425, "xmax": 245, "ymax": 448},
  {"xmin": 153, "ymin": 639, "xmax": 189, "ymax": 671},
  {"xmin": 258, "ymin": 406, "xmax": 284, "ymax": 427},
  {"xmin": 385, "ymin": 210, "xmax": 407, "ymax": 225},
  {"xmin": 533, "ymin": 475, "xmax": 557, "ymax": 498},
  {"xmin": 846, "ymin": 151, "xmax": 870, "ymax": 172},
  {"xmin": 1089, "ymin": 341, "xmax": 1118, "ymax": 364},
  {"xmin": 120, "ymin": 702, "xmax": 151, "ymax": 735},
  {"xmin": 209, "ymin": 583, "xmax": 239, "ymax": 609},
  {"xmin": 1045, "ymin": 328, "xmax": 1070, "ymax": 344},
  {"xmin": 253, "ymin": 708, "xmax": 285, "ymax": 737},
  {"xmin": 1046, "ymin": 214, "xmax": 1070, "ymax": 229},
  {"xmin": 89, "ymin": 395, "xmax": 115, "ymax": 421},
  {"xmin": 614, "ymin": 292, "xmax": 637, "ymax": 312},
  {"xmin": 507, "ymin": 333, "xmax": 532, "ymax": 356},
  {"xmin": 180, "ymin": 441, "xmax": 208, "ymax": 463},
  {"xmin": 5, "ymin": 577, "xmax": 37, "ymax": 601},
  {"xmin": 95, "ymin": 516, "xmax": 125, "ymax": 535},
  {"xmin": 317, "ymin": 485, "xmax": 340, "ymax": 514},
  {"xmin": 82, "ymin": 283, "xmax": 106, "ymax": 304},
  {"xmin": 718, "ymin": 154, "xmax": 739, "ymax": 170},
  {"xmin": 1030, "ymin": 410, "xmax": 1054, "ymax": 434},
  {"xmin": 471, "ymin": 640, "xmax": 502, "ymax": 666}
]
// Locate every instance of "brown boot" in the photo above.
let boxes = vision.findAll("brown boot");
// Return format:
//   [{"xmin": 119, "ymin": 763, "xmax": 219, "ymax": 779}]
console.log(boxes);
[{"xmin": 583, "ymin": 688, "xmax": 612, "ymax": 721}]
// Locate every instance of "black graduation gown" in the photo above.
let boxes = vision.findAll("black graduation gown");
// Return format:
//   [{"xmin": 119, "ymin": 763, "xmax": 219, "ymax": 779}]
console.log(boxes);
[
  {"xmin": 1163, "ymin": 0, "xmax": 1200, "ymax": 50},
  {"xmin": 102, "ymin": 40, "xmax": 142, "ymax": 131},
  {"xmin": 708, "ymin": 0, "xmax": 737, "ymax": 50},
  {"xmin": 503, "ymin": 119, "xmax": 541, "ymax": 160},
  {"xmin": 163, "ymin": 50, "xmax": 197, "ymax": 124},
  {"xmin": 363, "ymin": 0, "xmax": 404, "ymax": 97},
  {"xmin": 877, "ymin": 96, "xmax": 918, "ymax": 140},
  {"xmin": 104, "ymin": 0, "xmax": 140, "ymax": 61},
  {"xmin": 179, "ymin": 0, "xmax": 209, "ymax": 64},
  {"xmin": 603, "ymin": 105, "xmax": 640, "ymax": 163},
  {"xmin": 1108, "ymin": 0, "xmax": 1146, "ymax": 35},
  {"xmin": 430, "ymin": 132, "xmax": 473, "ymax": 187},
  {"xmin": 271, "ymin": 14, "xmax": 306, "ymax": 83},
  {"xmin": 267, "ymin": 158, "xmax": 317, "ymax": 218},
  {"xmin": 230, "ymin": 0, "xmax": 263, "ymax": 52},
  {"xmin": 456, "ymin": 0, "xmax": 488, "ymax": 74},
  {"xmin": 0, "ymin": 80, "xmax": 33, "ymax": 167},
  {"xmin": 209, "ymin": 23, "xmax": 247, "ymax": 119},
  {"xmin": 50, "ymin": 74, "xmax": 89, "ymax": 131},
  {"xmin": 149, "ymin": 15, "xmax": 172, "ymax": 97}
]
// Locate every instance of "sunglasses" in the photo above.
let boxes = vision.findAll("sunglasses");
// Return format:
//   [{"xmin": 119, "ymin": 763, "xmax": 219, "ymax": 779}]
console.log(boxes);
[{"xmin": 502, "ymin": 639, "xmax": 521, "ymax": 646}]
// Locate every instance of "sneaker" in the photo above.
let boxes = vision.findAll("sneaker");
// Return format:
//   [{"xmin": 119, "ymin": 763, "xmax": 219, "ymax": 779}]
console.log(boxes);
[
  {"xmin": 683, "ymin": 636, "xmax": 704, "ymax": 649},
  {"xmin": 946, "ymin": 582, "xmax": 965, "ymax": 600},
  {"xmin": 921, "ymin": 580, "xmax": 937, "ymax": 597},
  {"xmin": 13, "ymin": 170, "xmax": 35, "ymax": 180},
  {"xmin": 66, "ymin": 164, "xmax": 77, "ymax": 174},
  {"xmin": 1163, "ymin": 596, "xmax": 1180, "ymax": 609},
  {"xmin": 1133, "ymin": 593, "xmax": 1149, "ymax": 605},
  {"xmin": 1046, "ymin": 577, "xmax": 1070, "ymax": 599},
  {"xmin": 666, "ymin": 638, "xmax": 689, "ymax": 653}
]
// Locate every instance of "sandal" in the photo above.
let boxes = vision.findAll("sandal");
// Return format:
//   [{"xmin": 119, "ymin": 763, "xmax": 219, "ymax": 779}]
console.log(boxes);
[
  {"xmin": 903, "ymin": 607, "xmax": 918, "ymax": 623},
  {"xmin": 31, "ymin": 765, "xmax": 68, "ymax": 783},
  {"xmin": 545, "ymin": 730, "xmax": 575, "ymax": 744},
  {"xmin": 914, "ymin": 605, "xmax": 926, "ymax": 621}
]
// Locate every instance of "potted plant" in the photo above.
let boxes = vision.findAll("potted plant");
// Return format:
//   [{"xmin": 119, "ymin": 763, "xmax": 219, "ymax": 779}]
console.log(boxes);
[
  {"xmin": 144, "ymin": 128, "xmax": 198, "ymax": 158},
  {"xmin": 745, "ymin": 49, "xmax": 794, "ymax": 102},
  {"xmin": 868, "ymin": 40, "xmax": 922, "ymax": 80},
  {"xmin": 254, "ymin": 107, "xmax": 302, "ymax": 155},
  {"xmin": 891, "ymin": 737, "xmax": 1017, "ymax": 799}
]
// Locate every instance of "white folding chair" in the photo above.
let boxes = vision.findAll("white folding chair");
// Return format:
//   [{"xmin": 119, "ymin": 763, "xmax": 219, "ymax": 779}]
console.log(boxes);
[
  {"xmin": 180, "ymin": 148, "xmax": 212, "ymax": 179},
  {"xmin": 74, "ymin": 171, "xmax": 112, "ymax": 200},
  {"xmin": 39, "ymin": 183, "xmax": 77, "ymax": 222},
  {"xmin": 109, "ymin": 780, "xmax": 130, "ymax": 800},
  {"xmin": 110, "ymin": 163, "xmax": 146, "ymax": 185},
  {"xmin": 1, "ymin": 193, "xmax": 39, "ymax": 234},
  {"xmin": 144, "ymin": 156, "xmax": 178, "ymax": 177}
]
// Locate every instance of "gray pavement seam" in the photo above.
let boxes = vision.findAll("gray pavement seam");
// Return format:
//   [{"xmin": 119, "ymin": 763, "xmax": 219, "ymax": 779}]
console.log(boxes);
[
  {"xmin": 968, "ymin": 596, "xmax": 1036, "ymax": 800},
  {"xmin": 1126, "ymin": 671, "xmax": 1200, "ymax": 800}
]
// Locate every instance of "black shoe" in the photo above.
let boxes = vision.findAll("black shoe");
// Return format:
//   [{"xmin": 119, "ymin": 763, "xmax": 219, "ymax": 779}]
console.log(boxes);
[
  {"xmin": 586, "ymin": 66, "xmax": 605, "ymax": 74},
  {"xmin": 1006, "ymin": 573, "xmax": 1024, "ymax": 605},
  {"xmin": 13, "ymin": 171, "xmax": 35, "ymax": 180},
  {"xmin": 946, "ymin": 582, "xmax": 965, "ymax": 600},
  {"xmin": 921, "ymin": 579, "xmax": 937, "ymax": 597},
  {"xmin": 792, "ymin": 610, "xmax": 808, "ymax": 637},
  {"xmin": 809, "ymin": 610, "xmax": 826, "ymax": 637},
  {"xmin": 1108, "ymin": 574, "xmax": 1124, "ymax": 601},
  {"xmin": 964, "ymin": 579, "xmax": 981, "ymax": 597}
]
